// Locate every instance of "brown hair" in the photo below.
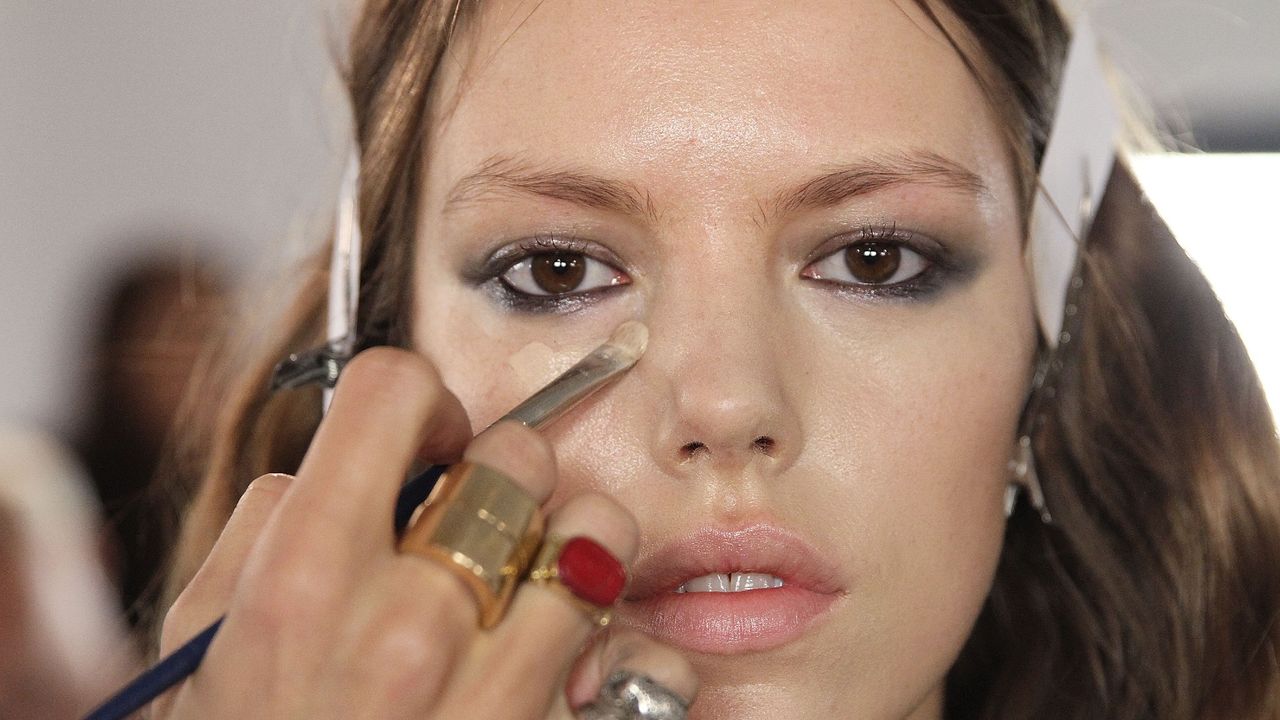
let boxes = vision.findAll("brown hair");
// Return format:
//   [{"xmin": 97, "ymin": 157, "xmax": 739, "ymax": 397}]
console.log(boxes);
[{"xmin": 161, "ymin": 1, "xmax": 1280, "ymax": 717}]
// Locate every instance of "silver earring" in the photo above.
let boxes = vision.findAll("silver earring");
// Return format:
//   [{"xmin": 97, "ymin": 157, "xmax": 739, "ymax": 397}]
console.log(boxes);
[
  {"xmin": 1006, "ymin": 435, "xmax": 1052, "ymax": 523},
  {"xmin": 1003, "ymin": 483, "xmax": 1019, "ymax": 519}
]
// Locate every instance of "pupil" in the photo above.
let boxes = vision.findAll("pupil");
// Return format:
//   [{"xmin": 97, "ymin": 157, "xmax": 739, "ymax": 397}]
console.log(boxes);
[
  {"xmin": 844, "ymin": 243, "xmax": 901, "ymax": 284},
  {"xmin": 531, "ymin": 253, "xmax": 586, "ymax": 294}
]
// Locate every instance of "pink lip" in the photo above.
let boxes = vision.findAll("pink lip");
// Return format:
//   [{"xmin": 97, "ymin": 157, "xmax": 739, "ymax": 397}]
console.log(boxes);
[{"xmin": 619, "ymin": 524, "xmax": 845, "ymax": 654}]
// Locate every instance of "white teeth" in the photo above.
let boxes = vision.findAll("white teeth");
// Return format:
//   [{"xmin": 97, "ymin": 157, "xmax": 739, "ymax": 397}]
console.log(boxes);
[
  {"xmin": 675, "ymin": 572, "xmax": 784, "ymax": 593},
  {"xmin": 676, "ymin": 573, "xmax": 729, "ymax": 593},
  {"xmin": 730, "ymin": 572, "xmax": 784, "ymax": 592}
]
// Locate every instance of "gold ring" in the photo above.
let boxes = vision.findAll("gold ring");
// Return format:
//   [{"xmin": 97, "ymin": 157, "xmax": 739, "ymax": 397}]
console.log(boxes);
[{"xmin": 397, "ymin": 461, "xmax": 544, "ymax": 628}]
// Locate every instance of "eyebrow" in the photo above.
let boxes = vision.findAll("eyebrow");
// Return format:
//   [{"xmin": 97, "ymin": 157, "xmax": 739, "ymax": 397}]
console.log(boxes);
[
  {"xmin": 445, "ymin": 155, "xmax": 660, "ymax": 222},
  {"xmin": 443, "ymin": 150, "xmax": 990, "ymax": 224},
  {"xmin": 765, "ymin": 150, "xmax": 991, "ymax": 221}
]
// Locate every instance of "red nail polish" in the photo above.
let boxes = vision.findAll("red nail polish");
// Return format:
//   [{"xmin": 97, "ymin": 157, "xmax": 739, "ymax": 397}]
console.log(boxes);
[{"xmin": 558, "ymin": 536, "xmax": 626, "ymax": 606}]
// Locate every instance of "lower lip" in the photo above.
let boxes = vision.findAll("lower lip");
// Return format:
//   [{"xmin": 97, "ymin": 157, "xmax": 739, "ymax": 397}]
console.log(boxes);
[{"xmin": 621, "ymin": 585, "xmax": 838, "ymax": 654}]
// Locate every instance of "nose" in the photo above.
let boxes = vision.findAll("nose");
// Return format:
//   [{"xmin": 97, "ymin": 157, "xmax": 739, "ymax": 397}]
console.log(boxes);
[{"xmin": 644, "ymin": 282, "xmax": 801, "ymax": 479}]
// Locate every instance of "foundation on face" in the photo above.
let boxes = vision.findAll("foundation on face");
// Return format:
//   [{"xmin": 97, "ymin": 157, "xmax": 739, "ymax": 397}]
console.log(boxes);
[
  {"xmin": 505, "ymin": 341, "xmax": 565, "ymax": 389},
  {"xmin": 500, "ymin": 321, "xmax": 648, "ymax": 430}
]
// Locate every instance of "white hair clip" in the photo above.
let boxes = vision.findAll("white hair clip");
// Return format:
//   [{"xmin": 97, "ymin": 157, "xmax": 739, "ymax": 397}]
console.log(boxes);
[
  {"xmin": 269, "ymin": 149, "xmax": 363, "ymax": 414},
  {"xmin": 1010, "ymin": 8, "xmax": 1120, "ymax": 524},
  {"xmin": 1028, "ymin": 13, "xmax": 1118, "ymax": 348}
]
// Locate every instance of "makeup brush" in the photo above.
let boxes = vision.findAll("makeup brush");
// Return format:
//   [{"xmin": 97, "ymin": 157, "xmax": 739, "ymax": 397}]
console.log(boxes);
[
  {"xmin": 84, "ymin": 321, "xmax": 648, "ymax": 720},
  {"xmin": 393, "ymin": 320, "xmax": 648, "ymax": 528}
]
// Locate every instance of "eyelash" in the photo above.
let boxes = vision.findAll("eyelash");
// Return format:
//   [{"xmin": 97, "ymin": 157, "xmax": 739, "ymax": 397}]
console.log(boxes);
[
  {"xmin": 469, "ymin": 235, "xmax": 628, "ymax": 314},
  {"xmin": 469, "ymin": 225, "xmax": 955, "ymax": 314},
  {"xmin": 800, "ymin": 224, "xmax": 951, "ymax": 300}
]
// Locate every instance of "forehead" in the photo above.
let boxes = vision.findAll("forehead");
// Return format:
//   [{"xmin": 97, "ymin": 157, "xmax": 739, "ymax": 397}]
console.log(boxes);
[{"xmin": 427, "ymin": 0, "xmax": 1012, "ymax": 211}]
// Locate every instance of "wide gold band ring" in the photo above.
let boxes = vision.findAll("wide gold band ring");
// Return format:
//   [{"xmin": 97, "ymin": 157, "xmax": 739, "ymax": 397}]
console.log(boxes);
[{"xmin": 397, "ymin": 461, "xmax": 544, "ymax": 628}]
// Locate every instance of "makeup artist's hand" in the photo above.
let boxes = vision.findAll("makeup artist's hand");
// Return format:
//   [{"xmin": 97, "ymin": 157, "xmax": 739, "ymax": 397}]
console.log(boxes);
[{"xmin": 155, "ymin": 348, "xmax": 697, "ymax": 719}]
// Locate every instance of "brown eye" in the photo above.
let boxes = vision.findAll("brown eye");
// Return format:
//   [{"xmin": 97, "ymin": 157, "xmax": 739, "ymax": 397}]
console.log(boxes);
[
  {"xmin": 801, "ymin": 233, "xmax": 932, "ymax": 292},
  {"xmin": 531, "ymin": 252, "xmax": 586, "ymax": 294},
  {"xmin": 843, "ymin": 243, "xmax": 901, "ymax": 284},
  {"xmin": 501, "ymin": 250, "xmax": 627, "ymax": 298}
]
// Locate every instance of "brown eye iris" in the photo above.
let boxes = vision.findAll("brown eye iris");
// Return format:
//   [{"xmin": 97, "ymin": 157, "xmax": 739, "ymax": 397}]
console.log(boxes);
[
  {"xmin": 530, "ymin": 252, "xmax": 587, "ymax": 294},
  {"xmin": 843, "ymin": 243, "xmax": 901, "ymax": 284}
]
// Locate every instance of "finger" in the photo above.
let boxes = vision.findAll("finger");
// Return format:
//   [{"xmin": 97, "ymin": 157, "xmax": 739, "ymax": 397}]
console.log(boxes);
[
  {"xmin": 443, "ymin": 492, "xmax": 639, "ymax": 718},
  {"xmin": 563, "ymin": 628, "xmax": 699, "ymax": 714},
  {"xmin": 382, "ymin": 421, "xmax": 560, "ymax": 632},
  {"xmin": 460, "ymin": 420, "xmax": 559, "ymax": 505},
  {"xmin": 159, "ymin": 473, "xmax": 293, "ymax": 655},
  {"xmin": 282, "ymin": 348, "xmax": 472, "ymax": 543},
  {"xmin": 346, "ymin": 422, "xmax": 563, "ymax": 716}
]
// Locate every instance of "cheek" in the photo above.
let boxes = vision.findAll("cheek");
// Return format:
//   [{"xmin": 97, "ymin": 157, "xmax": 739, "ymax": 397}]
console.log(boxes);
[
  {"xmin": 411, "ymin": 245, "xmax": 646, "ymax": 433},
  {"xmin": 797, "ymin": 281, "xmax": 1033, "ymax": 705},
  {"xmin": 415, "ymin": 334, "xmax": 591, "ymax": 434},
  {"xmin": 861, "ymin": 344, "xmax": 1019, "ymax": 665},
  {"xmin": 411, "ymin": 283, "xmax": 593, "ymax": 433}
]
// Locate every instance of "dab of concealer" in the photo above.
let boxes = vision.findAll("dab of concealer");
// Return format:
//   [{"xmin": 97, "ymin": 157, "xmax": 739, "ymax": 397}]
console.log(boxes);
[{"xmin": 505, "ymin": 341, "xmax": 581, "ymax": 391}]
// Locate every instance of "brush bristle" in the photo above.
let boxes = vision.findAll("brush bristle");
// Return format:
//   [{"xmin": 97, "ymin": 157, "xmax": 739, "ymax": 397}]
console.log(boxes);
[{"xmin": 608, "ymin": 320, "xmax": 649, "ymax": 362}]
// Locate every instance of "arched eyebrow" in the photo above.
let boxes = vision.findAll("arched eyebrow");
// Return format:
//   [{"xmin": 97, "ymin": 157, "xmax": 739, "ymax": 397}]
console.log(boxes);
[
  {"xmin": 765, "ymin": 150, "xmax": 992, "ymax": 220},
  {"xmin": 443, "ymin": 150, "xmax": 990, "ymax": 224},
  {"xmin": 444, "ymin": 154, "xmax": 660, "ymax": 221}
]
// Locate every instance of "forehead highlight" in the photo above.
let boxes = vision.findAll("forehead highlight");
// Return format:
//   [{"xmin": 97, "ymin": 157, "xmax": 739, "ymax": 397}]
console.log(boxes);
[
  {"xmin": 424, "ymin": 0, "xmax": 1021, "ymax": 228},
  {"xmin": 429, "ymin": 0, "xmax": 984, "ymax": 136}
]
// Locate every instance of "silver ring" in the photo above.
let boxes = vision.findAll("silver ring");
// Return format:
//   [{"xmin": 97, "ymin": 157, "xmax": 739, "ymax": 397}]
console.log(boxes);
[{"xmin": 576, "ymin": 670, "xmax": 689, "ymax": 720}]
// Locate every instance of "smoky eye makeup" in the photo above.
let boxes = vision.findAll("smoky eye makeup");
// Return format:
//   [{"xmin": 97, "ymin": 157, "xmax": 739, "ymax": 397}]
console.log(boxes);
[
  {"xmin": 456, "ymin": 222, "xmax": 982, "ymax": 315},
  {"xmin": 459, "ymin": 234, "xmax": 632, "ymax": 314},
  {"xmin": 799, "ymin": 223, "xmax": 980, "ymax": 301}
]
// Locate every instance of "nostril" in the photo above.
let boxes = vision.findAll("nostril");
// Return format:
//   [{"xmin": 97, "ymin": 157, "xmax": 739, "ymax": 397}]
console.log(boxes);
[
  {"xmin": 753, "ymin": 436, "xmax": 776, "ymax": 454},
  {"xmin": 679, "ymin": 441, "xmax": 707, "ymax": 461}
]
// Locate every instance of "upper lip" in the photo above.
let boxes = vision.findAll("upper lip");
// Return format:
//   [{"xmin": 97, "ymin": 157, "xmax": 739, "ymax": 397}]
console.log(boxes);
[{"xmin": 625, "ymin": 523, "xmax": 846, "ymax": 600}]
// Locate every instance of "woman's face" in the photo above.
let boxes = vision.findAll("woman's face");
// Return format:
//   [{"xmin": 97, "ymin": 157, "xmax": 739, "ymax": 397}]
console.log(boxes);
[{"xmin": 412, "ymin": 1, "xmax": 1036, "ymax": 717}]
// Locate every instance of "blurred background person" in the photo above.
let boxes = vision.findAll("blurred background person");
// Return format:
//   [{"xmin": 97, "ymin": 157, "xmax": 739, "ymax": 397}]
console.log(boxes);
[
  {"xmin": 0, "ymin": 428, "xmax": 139, "ymax": 719},
  {"xmin": 0, "ymin": 249, "xmax": 229, "ymax": 717},
  {"xmin": 72, "ymin": 253, "xmax": 230, "ymax": 630}
]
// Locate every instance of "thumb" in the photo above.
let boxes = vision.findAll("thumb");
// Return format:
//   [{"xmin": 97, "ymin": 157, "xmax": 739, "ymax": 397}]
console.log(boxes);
[{"xmin": 559, "ymin": 627, "xmax": 698, "ymax": 718}]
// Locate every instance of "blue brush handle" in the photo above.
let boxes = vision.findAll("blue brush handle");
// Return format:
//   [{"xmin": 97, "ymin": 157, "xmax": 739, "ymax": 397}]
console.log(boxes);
[{"xmin": 83, "ymin": 464, "xmax": 447, "ymax": 720}]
